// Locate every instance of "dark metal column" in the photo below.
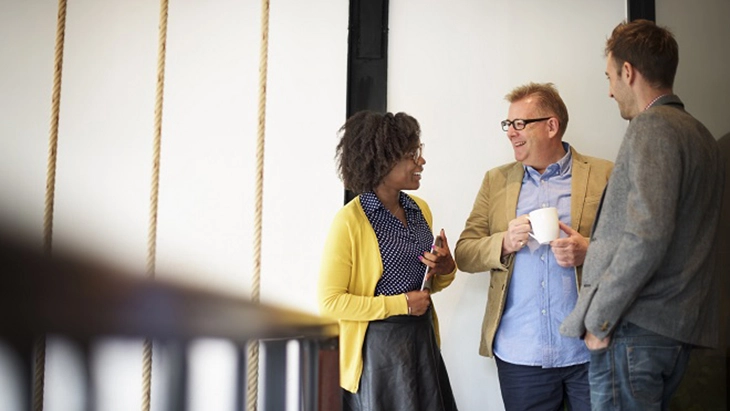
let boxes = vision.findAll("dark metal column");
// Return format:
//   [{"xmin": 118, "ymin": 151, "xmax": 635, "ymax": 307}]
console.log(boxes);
[
  {"xmin": 262, "ymin": 339, "xmax": 288, "ymax": 411},
  {"xmin": 235, "ymin": 344, "xmax": 247, "ymax": 411},
  {"xmin": 164, "ymin": 341, "xmax": 189, "ymax": 411},
  {"xmin": 627, "ymin": 0, "xmax": 655, "ymax": 21},
  {"xmin": 344, "ymin": 0, "xmax": 389, "ymax": 204}
]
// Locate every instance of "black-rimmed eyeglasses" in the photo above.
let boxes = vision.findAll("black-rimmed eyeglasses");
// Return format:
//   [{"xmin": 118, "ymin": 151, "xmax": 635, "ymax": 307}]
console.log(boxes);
[
  {"xmin": 501, "ymin": 117, "xmax": 551, "ymax": 132},
  {"xmin": 405, "ymin": 143, "xmax": 424, "ymax": 163}
]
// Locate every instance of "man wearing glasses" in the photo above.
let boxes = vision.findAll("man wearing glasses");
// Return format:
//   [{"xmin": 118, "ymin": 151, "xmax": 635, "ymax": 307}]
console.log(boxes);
[{"xmin": 454, "ymin": 82, "xmax": 613, "ymax": 410}]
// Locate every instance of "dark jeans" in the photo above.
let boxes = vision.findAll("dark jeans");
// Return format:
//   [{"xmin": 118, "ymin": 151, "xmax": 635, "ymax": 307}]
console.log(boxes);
[
  {"xmin": 495, "ymin": 356, "xmax": 591, "ymax": 411},
  {"xmin": 588, "ymin": 321, "xmax": 692, "ymax": 410}
]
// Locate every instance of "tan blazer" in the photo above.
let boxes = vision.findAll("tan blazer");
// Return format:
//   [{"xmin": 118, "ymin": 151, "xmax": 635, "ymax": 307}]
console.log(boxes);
[{"xmin": 454, "ymin": 147, "xmax": 612, "ymax": 357}]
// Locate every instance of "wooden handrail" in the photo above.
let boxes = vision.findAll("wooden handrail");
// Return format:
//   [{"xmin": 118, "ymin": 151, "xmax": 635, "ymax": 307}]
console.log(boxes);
[
  {"xmin": 0, "ymin": 235, "xmax": 337, "ymax": 342},
  {"xmin": 0, "ymin": 234, "xmax": 341, "ymax": 411}
]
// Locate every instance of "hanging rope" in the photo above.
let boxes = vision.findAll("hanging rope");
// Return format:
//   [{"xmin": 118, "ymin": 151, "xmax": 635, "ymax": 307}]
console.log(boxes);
[
  {"xmin": 247, "ymin": 0, "xmax": 270, "ymax": 409},
  {"xmin": 37, "ymin": 0, "xmax": 68, "ymax": 409},
  {"xmin": 141, "ymin": 0, "xmax": 169, "ymax": 409}
]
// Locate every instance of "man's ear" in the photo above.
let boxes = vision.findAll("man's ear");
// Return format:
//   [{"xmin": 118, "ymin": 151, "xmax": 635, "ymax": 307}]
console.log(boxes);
[
  {"xmin": 623, "ymin": 61, "xmax": 635, "ymax": 85},
  {"xmin": 547, "ymin": 117, "xmax": 560, "ymax": 138}
]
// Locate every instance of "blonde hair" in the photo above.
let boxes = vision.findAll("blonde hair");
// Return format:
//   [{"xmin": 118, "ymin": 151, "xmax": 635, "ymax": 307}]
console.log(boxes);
[{"xmin": 505, "ymin": 82, "xmax": 569, "ymax": 138}]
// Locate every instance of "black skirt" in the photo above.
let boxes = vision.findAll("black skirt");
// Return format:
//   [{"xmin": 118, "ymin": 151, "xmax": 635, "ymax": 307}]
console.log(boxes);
[{"xmin": 343, "ymin": 308, "xmax": 458, "ymax": 411}]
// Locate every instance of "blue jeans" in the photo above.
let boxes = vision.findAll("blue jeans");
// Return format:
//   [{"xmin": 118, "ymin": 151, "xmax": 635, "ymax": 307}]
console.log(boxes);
[
  {"xmin": 495, "ymin": 356, "xmax": 590, "ymax": 411},
  {"xmin": 588, "ymin": 321, "xmax": 692, "ymax": 410}
]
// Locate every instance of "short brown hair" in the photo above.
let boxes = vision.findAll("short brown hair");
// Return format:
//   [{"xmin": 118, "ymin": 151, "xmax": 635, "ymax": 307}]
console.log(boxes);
[
  {"xmin": 335, "ymin": 111, "xmax": 420, "ymax": 194},
  {"xmin": 505, "ymin": 82, "xmax": 569, "ymax": 138},
  {"xmin": 605, "ymin": 19, "xmax": 678, "ymax": 89}
]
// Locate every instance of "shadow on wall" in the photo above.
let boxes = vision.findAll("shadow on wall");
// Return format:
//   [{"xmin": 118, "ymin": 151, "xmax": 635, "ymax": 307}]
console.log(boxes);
[{"xmin": 670, "ymin": 131, "xmax": 730, "ymax": 411}]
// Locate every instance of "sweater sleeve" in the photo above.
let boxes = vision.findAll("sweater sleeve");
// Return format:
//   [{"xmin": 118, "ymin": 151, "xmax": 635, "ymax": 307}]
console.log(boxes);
[
  {"xmin": 431, "ymin": 265, "xmax": 457, "ymax": 293},
  {"xmin": 317, "ymin": 208, "xmax": 408, "ymax": 321}
]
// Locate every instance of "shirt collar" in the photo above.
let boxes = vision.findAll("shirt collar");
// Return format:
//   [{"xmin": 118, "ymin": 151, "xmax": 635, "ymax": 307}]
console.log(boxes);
[
  {"xmin": 645, "ymin": 94, "xmax": 684, "ymax": 111},
  {"xmin": 360, "ymin": 191, "xmax": 418, "ymax": 216},
  {"xmin": 523, "ymin": 142, "xmax": 572, "ymax": 177}
]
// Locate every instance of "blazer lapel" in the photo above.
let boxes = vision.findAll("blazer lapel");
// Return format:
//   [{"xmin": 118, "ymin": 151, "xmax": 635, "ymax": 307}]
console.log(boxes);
[
  {"xmin": 505, "ymin": 163, "xmax": 524, "ymax": 222},
  {"xmin": 591, "ymin": 184, "xmax": 609, "ymax": 238},
  {"xmin": 571, "ymin": 157, "xmax": 589, "ymax": 231}
]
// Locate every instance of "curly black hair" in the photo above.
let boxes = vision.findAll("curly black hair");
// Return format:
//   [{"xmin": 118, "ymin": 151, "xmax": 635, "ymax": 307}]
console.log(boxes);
[{"xmin": 335, "ymin": 111, "xmax": 421, "ymax": 194}]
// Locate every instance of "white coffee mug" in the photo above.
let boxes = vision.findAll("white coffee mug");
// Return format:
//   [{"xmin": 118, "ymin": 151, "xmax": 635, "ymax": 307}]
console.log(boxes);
[{"xmin": 527, "ymin": 207, "xmax": 559, "ymax": 244}]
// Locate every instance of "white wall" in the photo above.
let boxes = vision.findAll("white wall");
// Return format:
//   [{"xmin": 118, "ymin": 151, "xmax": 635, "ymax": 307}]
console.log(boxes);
[
  {"xmin": 659, "ymin": 0, "xmax": 730, "ymax": 139},
  {"xmin": 1, "ymin": 0, "xmax": 729, "ymax": 410},
  {"xmin": 0, "ymin": 0, "xmax": 57, "ymax": 245}
]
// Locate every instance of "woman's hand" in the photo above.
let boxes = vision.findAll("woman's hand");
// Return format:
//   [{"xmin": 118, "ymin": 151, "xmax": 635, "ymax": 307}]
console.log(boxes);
[
  {"xmin": 420, "ymin": 228, "xmax": 456, "ymax": 277},
  {"xmin": 405, "ymin": 289, "xmax": 431, "ymax": 316}
]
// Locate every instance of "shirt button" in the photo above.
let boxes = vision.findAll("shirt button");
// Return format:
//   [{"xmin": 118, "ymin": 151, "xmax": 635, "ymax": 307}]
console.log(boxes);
[
  {"xmin": 540, "ymin": 255, "xmax": 545, "ymax": 261},
  {"xmin": 541, "ymin": 309, "xmax": 546, "ymax": 315},
  {"xmin": 541, "ymin": 203, "xmax": 548, "ymax": 208},
  {"xmin": 541, "ymin": 281, "xmax": 545, "ymax": 288}
]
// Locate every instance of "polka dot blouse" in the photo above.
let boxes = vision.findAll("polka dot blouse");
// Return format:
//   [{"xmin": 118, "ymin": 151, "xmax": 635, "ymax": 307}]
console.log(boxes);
[{"xmin": 360, "ymin": 191, "xmax": 434, "ymax": 296}]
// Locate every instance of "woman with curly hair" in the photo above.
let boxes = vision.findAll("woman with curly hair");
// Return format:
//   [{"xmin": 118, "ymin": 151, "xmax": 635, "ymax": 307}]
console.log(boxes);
[{"xmin": 318, "ymin": 110, "xmax": 459, "ymax": 411}]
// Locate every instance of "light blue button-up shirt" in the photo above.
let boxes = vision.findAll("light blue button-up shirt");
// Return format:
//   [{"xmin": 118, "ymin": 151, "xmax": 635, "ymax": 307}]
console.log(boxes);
[{"xmin": 493, "ymin": 143, "xmax": 589, "ymax": 368}]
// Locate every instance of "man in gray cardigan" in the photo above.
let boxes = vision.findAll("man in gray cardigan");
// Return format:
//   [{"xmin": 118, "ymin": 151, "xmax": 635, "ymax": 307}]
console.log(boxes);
[{"xmin": 560, "ymin": 19, "xmax": 725, "ymax": 409}]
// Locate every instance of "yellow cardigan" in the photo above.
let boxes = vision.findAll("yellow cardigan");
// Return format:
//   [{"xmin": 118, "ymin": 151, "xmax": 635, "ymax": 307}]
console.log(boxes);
[{"xmin": 317, "ymin": 193, "xmax": 456, "ymax": 393}]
